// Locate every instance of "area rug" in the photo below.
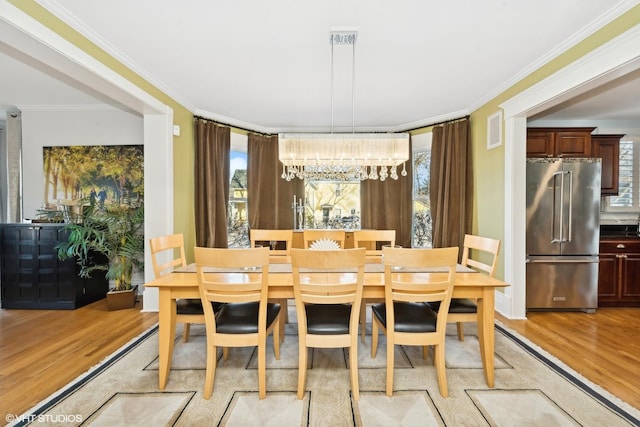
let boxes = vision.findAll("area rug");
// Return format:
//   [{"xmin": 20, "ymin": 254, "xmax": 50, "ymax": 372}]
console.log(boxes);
[{"xmin": 12, "ymin": 308, "xmax": 640, "ymax": 427}]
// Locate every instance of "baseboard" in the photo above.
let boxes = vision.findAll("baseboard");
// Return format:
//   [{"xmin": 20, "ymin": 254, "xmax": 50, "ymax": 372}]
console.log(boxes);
[{"xmin": 495, "ymin": 288, "xmax": 526, "ymax": 320}]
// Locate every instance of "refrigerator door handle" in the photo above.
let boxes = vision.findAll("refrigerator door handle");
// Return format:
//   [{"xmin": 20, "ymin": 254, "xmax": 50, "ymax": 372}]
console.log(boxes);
[
  {"xmin": 551, "ymin": 171, "xmax": 565, "ymax": 244},
  {"xmin": 566, "ymin": 170, "xmax": 573, "ymax": 243},
  {"xmin": 526, "ymin": 257, "xmax": 599, "ymax": 264}
]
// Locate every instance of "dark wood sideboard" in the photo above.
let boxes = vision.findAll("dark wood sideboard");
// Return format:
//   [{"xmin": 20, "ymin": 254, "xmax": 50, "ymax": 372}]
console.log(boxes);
[{"xmin": 0, "ymin": 223, "xmax": 107, "ymax": 309}]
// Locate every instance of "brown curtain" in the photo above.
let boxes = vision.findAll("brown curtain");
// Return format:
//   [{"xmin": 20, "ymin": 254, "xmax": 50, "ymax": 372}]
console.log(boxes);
[
  {"xmin": 360, "ymin": 137, "xmax": 413, "ymax": 248},
  {"xmin": 194, "ymin": 118, "xmax": 231, "ymax": 248},
  {"xmin": 247, "ymin": 134, "xmax": 303, "ymax": 229},
  {"xmin": 430, "ymin": 118, "xmax": 473, "ymax": 253}
]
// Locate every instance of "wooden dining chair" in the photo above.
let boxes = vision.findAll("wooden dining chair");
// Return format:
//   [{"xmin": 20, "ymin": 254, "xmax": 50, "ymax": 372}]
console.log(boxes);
[
  {"xmin": 149, "ymin": 233, "xmax": 203, "ymax": 343},
  {"xmin": 371, "ymin": 246, "xmax": 458, "ymax": 397},
  {"xmin": 353, "ymin": 229, "xmax": 396, "ymax": 342},
  {"xmin": 353, "ymin": 229, "xmax": 396, "ymax": 261},
  {"xmin": 446, "ymin": 234, "xmax": 501, "ymax": 341},
  {"xmin": 250, "ymin": 229, "xmax": 294, "ymax": 340},
  {"xmin": 250, "ymin": 229, "xmax": 293, "ymax": 262},
  {"xmin": 290, "ymin": 247, "xmax": 366, "ymax": 400},
  {"xmin": 194, "ymin": 246, "xmax": 281, "ymax": 400},
  {"xmin": 302, "ymin": 229, "xmax": 346, "ymax": 249}
]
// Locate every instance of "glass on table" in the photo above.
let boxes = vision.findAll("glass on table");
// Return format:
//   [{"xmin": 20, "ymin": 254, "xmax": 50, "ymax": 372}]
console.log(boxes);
[
  {"xmin": 381, "ymin": 245, "xmax": 403, "ymax": 270},
  {"xmin": 244, "ymin": 245, "xmax": 263, "ymax": 271}
]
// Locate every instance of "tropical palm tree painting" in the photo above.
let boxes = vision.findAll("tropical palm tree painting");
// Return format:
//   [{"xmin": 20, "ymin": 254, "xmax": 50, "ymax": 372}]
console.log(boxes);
[{"xmin": 43, "ymin": 145, "xmax": 144, "ymax": 213}]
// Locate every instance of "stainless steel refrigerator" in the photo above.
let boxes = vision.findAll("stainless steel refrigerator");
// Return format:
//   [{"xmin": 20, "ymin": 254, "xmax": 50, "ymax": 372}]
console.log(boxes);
[{"xmin": 525, "ymin": 158, "xmax": 601, "ymax": 312}]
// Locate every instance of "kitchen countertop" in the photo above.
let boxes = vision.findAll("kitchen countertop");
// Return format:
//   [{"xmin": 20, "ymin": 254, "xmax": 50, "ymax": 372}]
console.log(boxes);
[
  {"xmin": 600, "ymin": 223, "xmax": 640, "ymax": 239},
  {"xmin": 600, "ymin": 220, "xmax": 639, "ymax": 226}
]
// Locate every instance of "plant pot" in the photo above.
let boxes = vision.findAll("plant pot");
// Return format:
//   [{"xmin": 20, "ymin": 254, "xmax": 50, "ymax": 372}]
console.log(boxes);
[{"xmin": 106, "ymin": 285, "xmax": 138, "ymax": 311}]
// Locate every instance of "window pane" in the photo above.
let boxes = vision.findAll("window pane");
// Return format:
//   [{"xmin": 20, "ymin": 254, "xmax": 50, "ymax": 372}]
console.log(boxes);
[
  {"xmin": 228, "ymin": 151, "xmax": 248, "ymax": 247},
  {"xmin": 609, "ymin": 141, "xmax": 634, "ymax": 208},
  {"xmin": 413, "ymin": 150, "xmax": 431, "ymax": 247},
  {"xmin": 413, "ymin": 200, "xmax": 432, "ymax": 247},
  {"xmin": 414, "ymin": 151, "xmax": 430, "ymax": 198},
  {"xmin": 304, "ymin": 180, "xmax": 360, "ymax": 229}
]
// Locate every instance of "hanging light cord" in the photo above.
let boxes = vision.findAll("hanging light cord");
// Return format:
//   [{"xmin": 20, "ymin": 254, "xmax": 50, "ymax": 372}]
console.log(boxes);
[
  {"xmin": 352, "ymin": 40, "xmax": 356, "ymax": 134},
  {"xmin": 330, "ymin": 33, "xmax": 356, "ymax": 134},
  {"xmin": 331, "ymin": 41, "xmax": 334, "ymax": 134}
]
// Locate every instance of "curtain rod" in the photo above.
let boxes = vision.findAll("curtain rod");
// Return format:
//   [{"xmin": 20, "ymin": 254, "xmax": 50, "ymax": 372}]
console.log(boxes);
[
  {"xmin": 401, "ymin": 115, "xmax": 470, "ymax": 133},
  {"xmin": 194, "ymin": 115, "xmax": 275, "ymax": 137},
  {"xmin": 194, "ymin": 114, "xmax": 470, "ymax": 137}
]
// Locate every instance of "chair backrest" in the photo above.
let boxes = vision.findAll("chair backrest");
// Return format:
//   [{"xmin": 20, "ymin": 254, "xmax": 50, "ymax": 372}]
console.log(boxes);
[
  {"xmin": 382, "ymin": 247, "xmax": 458, "ymax": 334},
  {"xmin": 250, "ymin": 229, "xmax": 293, "ymax": 258},
  {"xmin": 149, "ymin": 233, "xmax": 187, "ymax": 277},
  {"xmin": 290, "ymin": 248, "xmax": 366, "ymax": 331},
  {"xmin": 353, "ymin": 229, "xmax": 396, "ymax": 258},
  {"xmin": 302, "ymin": 229, "xmax": 346, "ymax": 249},
  {"xmin": 461, "ymin": 234, "xmax": 501, "ymax": 277},
  {"xmin": 194, "ymin": 247, "xmax": 270, "ymax": 330}
]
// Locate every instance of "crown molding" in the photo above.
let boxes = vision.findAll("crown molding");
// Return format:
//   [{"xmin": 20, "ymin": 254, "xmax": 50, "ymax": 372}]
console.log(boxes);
[
  {"xmin": 17, "ymin": 104, "xmax": 124, "ymax": 113},
  {"xmin": 34, "ymin": 0, "xmax": 640, "ymax": 133},
  {"xmin": 35, "ymin": 0, "xmax": 197, "ymax": 113},
  {"xmin": 2, "ymin": 1, "xmax": 168, "ymax": 116},
  {"xmin": 468, "ymin": 0, "xmax": 640, "ymax": 113},
  {"xmin": 501, "ymin": 23, "xmax": 640, "ymax": 119}
]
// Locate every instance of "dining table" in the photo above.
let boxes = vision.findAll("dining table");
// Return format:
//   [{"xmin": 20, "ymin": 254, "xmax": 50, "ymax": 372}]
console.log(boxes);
[{"xmin": 145, "ymin": 261, "xmax": 510, "ymax": 390}]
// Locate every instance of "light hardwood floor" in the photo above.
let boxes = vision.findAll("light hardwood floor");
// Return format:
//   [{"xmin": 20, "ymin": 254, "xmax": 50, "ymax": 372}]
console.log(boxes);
[
  {"xmin": 1, "ymin": 301, "xmax": 638, "ymax": 418},
  {"xmin": 497, "ymin": 308, "xmax": 640, "ymax": 409},
  {"xmin": 0, "ymin": 298, "xmax": 157, "ymax": 418}
]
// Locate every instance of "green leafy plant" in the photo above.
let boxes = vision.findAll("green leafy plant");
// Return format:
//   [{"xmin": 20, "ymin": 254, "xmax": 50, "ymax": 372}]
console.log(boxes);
[{"xmin": 56, "ymin": 203, "xmax": 144, "ymax": 291}]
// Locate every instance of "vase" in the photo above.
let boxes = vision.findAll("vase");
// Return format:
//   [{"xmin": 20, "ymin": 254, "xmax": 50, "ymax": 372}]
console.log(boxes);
[{"xmin": 106, "ymin": 285, "xmax": 138, "ymax": 311}]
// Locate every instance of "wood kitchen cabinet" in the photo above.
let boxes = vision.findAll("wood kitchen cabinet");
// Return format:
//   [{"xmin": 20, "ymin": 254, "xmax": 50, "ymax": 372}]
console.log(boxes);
[
  {"xmin": 527, "ymin": 128, "xmax": 621, "ymax": 195},
  {"xmin": 0, "ymin": 223, "xmax": 107, "ymax": 309},
  {"xmin": 591, "ymin": 134, "xmax": 623, "ymax": 195},
  {"xmin": 526, "ymin": 127, "xmax": 595, "ymax": 158},
  {"xmin": 598, "ymin": 239, "xmax": 640, "ymax": 307}
]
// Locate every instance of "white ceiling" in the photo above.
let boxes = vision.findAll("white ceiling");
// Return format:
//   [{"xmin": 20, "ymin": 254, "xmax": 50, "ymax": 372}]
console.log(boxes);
[
  {"xmin": 529, "ymin": 66, "xmax": 640, "ymax": 121},
  {"xmin": 1, "ymin": 0, "xmax": 640, "ymax": 132}
]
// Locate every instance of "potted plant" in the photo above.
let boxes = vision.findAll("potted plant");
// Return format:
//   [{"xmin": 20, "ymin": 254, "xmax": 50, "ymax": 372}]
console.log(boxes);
[{"xmin": 56, "ymin": 203, "xmax": 145, "ymax": 310}]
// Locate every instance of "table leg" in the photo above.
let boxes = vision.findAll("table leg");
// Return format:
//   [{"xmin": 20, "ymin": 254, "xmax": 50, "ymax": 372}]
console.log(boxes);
[
  {"xmin": 476, "ymin": 287, "xmax": 495, "ymax": 387},
  {"xmin": 158, "ymin": 288, "xmax": 177, "ymax": 389}
]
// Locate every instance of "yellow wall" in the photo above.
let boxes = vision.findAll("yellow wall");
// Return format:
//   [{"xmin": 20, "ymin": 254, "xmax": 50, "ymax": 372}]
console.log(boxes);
[{"xmin": 469, "ymin": 5, "xmax": 640, "ymax": 279}]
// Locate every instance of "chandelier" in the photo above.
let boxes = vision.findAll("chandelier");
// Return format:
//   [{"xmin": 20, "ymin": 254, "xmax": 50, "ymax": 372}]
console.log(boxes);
[
  {"xmin": 278, "ymin": 29, "xmax": 410, "ymax": 182},
  {"xmin": 279, "ymin": 133, "xmax": 409, "ymax": 181}
]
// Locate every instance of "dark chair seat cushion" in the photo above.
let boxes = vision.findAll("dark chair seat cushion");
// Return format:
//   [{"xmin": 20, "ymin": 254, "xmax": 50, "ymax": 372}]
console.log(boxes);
[
  {"xmin": 371, "ymin": 302, "xmax": 438, "ymax": 333},
  {"xmin": 430, "ymin": 298, "xmax": 477, "ymax": 314},
  {"xmin": 176, "ymin": 298, "xmax": 204, "ymax": 315},
  {"xmin": 305, "ymin": 303, "xmax": 351, "ymax": 335},
  {"xmin": 215, "ymin": 302, "xmax": 281, "ymax": 334}
]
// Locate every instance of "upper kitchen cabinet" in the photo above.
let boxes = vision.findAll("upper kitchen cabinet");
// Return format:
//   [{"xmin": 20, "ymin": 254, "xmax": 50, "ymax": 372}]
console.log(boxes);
[
  {"xmin": 591, "ymin": 134, "xmax": 623, "ymax": 195},
  {"xmin": 527, "ymin": 127, "xmax": 621, "ymax": 196},
  {"xmin": 526, "ymin": 127, "xmax": 596, "ymax": 158}
]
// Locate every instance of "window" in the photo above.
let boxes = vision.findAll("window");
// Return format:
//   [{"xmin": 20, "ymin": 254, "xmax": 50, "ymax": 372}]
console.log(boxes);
[
  {"xmin": 412, "ymin": 150, "xmax": 431, "ymax": 247},
  {"xmin": 605, "ymin": 138, "xmax": 640, "ymax": 212},
  {"xmin": 225, "ymin": 131, "xmax": 435, "ymax": 247},
  {"xmin": 303, "ymin": 181, "xmax": 360, "ymax": 229},
  {"xmin": 227, "ymin": 135, "xmax": 249, "ymax": 247},
  {"xmin": 412, "ymin": 132, "xmax": 432, "ymax": 247}
]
